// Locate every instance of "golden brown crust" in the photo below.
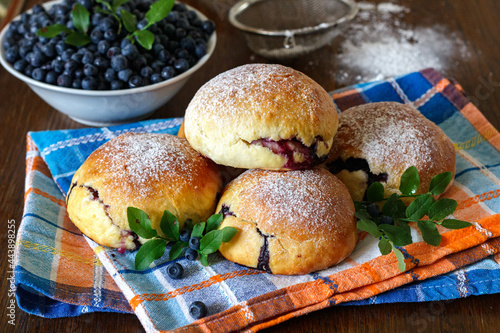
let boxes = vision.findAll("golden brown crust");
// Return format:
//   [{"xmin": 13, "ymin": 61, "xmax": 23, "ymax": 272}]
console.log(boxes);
[
  {"xmin": 66, "ymin": 133, "xmax": 222, "ymax": 250},
  {"xmin": 217, "ymin": 168, "xmax": 357, "ymax": 275},
  {"xmin": 184, "ymin": 64, "xmax": 339, "ymax": 170},
  {"xmin": 326, "ymin": 102, "xmax": 456, "ymax": 201}
]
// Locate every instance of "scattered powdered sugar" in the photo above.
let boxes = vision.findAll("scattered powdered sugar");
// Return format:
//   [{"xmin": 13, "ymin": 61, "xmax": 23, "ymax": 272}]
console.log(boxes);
[
  {"xmin": 239, "ymin": 169, "xmax": 347, "ymax": 236},
  {"xmin": 94, "ymin": 133, "xmax": 201, "ymax": 199},
  {"xmin": 336, "ymin": 2, "xmax": 469, "ymax": 84}
]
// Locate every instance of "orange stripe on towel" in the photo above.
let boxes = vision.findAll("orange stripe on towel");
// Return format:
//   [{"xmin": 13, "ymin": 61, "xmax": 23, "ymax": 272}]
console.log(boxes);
[{"xmin": 25, "ymin": 188, "xmax": 66, "ymax": 207}]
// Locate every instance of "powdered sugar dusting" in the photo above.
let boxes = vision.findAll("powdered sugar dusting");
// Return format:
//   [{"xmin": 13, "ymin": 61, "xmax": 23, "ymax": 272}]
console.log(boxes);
[
  {"xmin": 93, "ymin": 133, "xmax": 201, "ymax": 199},
  {"xmin": 336, "ymin": 103, "xmax": 437, "ymax": 169},
  {"xmin": 336, "ymin": 2, "xmax": 470, "ymax": 84},
  {"xmin": 239, "ymin": 169, "xmax": 347, "ymax": 236}
]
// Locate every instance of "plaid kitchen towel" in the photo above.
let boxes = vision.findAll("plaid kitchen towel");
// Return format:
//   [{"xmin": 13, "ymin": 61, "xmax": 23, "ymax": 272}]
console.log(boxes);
[{"xmin": 15, "ymin": 68, "xmax": 500, "ymax": 331}]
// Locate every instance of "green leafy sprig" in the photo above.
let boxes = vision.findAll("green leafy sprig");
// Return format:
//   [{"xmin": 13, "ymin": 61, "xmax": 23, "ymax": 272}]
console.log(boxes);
[
  {"xmin": 36, "ymin": 0, "xmax": 175, "ymax": 50},
  {"xmin": 127, "ymin": 207, "xmax": 238, "ymax": 270},
  {"xmin": 355, "ymin": 166, "xmax": 473, "ymax": 272}
]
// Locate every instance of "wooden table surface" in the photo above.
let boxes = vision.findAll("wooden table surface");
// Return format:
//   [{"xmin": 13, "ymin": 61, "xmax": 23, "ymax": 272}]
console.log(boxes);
[{"xmin": 1, "ymin": 0, "xmax": 499, "ymax": 332}]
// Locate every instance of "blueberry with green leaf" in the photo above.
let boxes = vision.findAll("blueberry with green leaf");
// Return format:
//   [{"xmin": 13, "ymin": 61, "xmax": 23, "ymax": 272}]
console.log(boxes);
[
  {"xmin": 355, "ymin": 166, "xmax": 472, "ymax": 272},
  {"xmin": 127, "ymin": 208, "xmax": 238, "ymax": 270}
]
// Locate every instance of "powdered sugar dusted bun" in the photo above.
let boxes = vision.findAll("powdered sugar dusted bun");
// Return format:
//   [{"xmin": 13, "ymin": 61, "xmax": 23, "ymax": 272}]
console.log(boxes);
[
  {"xmin": 184, "ymin": 64, "xmax": 339, "ymax": 170},
  {"xmin": 326, "ymin": 102, "xmax": 456, "ymax": 201},
  {"xmin": 66, "ymin": 133, "xmax": 222, "ymax": 252},
  {"xmin": 216, "ymin": 168, "xmax": 357, "ymax": 275}
]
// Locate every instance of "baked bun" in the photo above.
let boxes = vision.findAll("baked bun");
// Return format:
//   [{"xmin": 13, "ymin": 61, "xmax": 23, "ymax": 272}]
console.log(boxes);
[
  {"xmin": 216, "ymin": 168, "xmax": 357, "ymax": 275},
  {"xmin": 326, "ymin": 102, "xmax": 456, "ymax": 201},
  {"xmin": 184, "ymin": 64, "xmax": 339, "ymax": 170},
  {"xmin": 66, "ymin": 133, "xmax": 222, "ymax": 252}
]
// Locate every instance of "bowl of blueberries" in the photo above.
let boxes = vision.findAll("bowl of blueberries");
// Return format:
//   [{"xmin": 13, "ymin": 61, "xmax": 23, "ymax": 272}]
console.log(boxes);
[{"xmin": 0, "ymin": 0, "xmax": 216, "ymax": 126}]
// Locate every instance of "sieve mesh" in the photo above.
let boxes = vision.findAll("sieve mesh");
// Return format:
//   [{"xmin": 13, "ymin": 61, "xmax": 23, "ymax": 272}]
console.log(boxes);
[{"xmin": 229, "ymin": 0, "xmax": 358, "ymax": 59}]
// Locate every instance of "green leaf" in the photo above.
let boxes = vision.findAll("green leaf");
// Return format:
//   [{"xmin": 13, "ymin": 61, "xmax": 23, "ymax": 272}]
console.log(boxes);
[
  {"xmin": 120, "ymin": 9, "xmax": 137, "ymax": 33},
  {"xmin": 379, "ymin": 224, "xmax": 413, "ymax": 246},
  {"xmin": 357, "ymin": 219, "xmax": 382, "ymax": 238},
  {"xmin": 200, "ymin": 253, "xmax": 209, "ymax": 266},
  {"xmin": 64, "ymin": 31, "xmax": 91, "ymax": 46},
  {"xmin": 160, "ymin": 210, "xmax": 180, "ymax": 240},
  {"xmin": 95, "ymin": 0, "xmax": 112, "ymax": 11},
  {"xmin": 36, "ymin": 24, "xmax": 72, "ymax": 38},
  {"xmin": 199, "ymin": 230, "xmax": 223, "ymax": 255},
  {"xmin": 169, "ymin": 241, "xmax": 188, "ymax": 260},
  {"xmin": 355, "ymin": 209, "xmax": 371, "ymax": 221},
  {"xmin": 441, "ymin": 219, "xmax": 473, "ymax": 229},
  {"xmin": 127, "ymin": 207, "xmax": 157, "ymax": 239},
  {"xmin": 112, "ymin": 0, "xmax": 129, "ymax": 10},
  {"xmin": 206, "ymin": 213, "xmax": 223, "ymax": 233},
  {"xmin": 382, "ymin": 193, "xmax": 407, "ymax": 219},
  {"xmin": 367, "ymin": 182, "xmax": 385, "ymax": 202},
  {"xmin": 429, "ymin": 171, "xmax": 453, "ymax": 196},
  {"xmin": 135, "ymin": 238, "xmax": 166, "ymax": 270},
  {"xmin": 392, "ymin": 245, "xmax": 406, "ymax": 272},
  {"xmin": 378, "ymin": 237, "xmax": 392, "ymax": 255},
  {"xmin": 134, "ymin": 29, "xmax": 155, "ymax": 50},
  {"xmin": 71, "ymin": 3, "xmax": 90, "ymax": 34},
  {"xmin": 145, "ymin": 0, "xmax": 175, "ymax": 28},
  {"xmin": 399, "ymin": 166, "xmax": 420, "ymax": 196},
  {"xmin": 417, "ymin": 220, "xmax": 442, "ymax": 246},
  {"xmin": 406, "ymin": 193, "xmax": 434, "ymax": 220},
  {"xmin": 221, "ymin": 226, "xmax": 238, "ymax": 242},
  {"xmin": 191, "ymin": 222, "xmax": 206, "ymax": 239},
  {"xmin": 428, "ymin": 198, "xmax": 457, "ymax": 221}
]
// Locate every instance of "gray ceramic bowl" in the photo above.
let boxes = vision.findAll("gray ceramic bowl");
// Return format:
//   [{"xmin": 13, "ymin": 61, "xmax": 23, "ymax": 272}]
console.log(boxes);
[{"xmin": 0, "ymin": 0, "xmax": 216, "ymax": 126}]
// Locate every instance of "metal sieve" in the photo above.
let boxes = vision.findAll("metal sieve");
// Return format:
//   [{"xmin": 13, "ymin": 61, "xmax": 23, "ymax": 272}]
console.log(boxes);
[{"xmin": 229, "ymin": 0, "xmax": 358, "ymax": 59}]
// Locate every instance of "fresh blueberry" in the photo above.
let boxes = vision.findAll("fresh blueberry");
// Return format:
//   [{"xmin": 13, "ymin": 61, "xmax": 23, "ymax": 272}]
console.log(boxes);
[
  {"xmin": 77, "ymin": 0, "xmax": 92, "ymax": 10},
  {"xmin": 136, "ymin": 18, "xmax": 148, "ymax": 30},
  {"xmin": 74, "ymin": 68, "xmax": 84, "ymax": 79},
  {"xmin": 173, "ymin": 3, "xmax": 187, "ymax": 12},
  {"xmin": 51, "ymin": 59, "xmax": 65, "ymax": 73},
  {"xmin": 202, "ymin": 20, "xmax": 216, "ymax": 34},
  {"xmin": 151, "ymin": 60, "xmax": 166, "ymax": 73},
  {"xmin": 104, "ymin": 29, "xmax": 117, "ymax": 42},
  {"xmin": 24, "ymin": 64, "xmax": 34, "ymax": 77},
  {"xmin": 140, "ymin": 66, "xmax": 153, "ymax": 78},
  {"xmin": 57, "ymin": 74, "xmax": 72, "ymax": 87},
  {"xmin": 380, "ymin": 216, "xmax": 394, "ymax": 225},
  {"xmin": 180, "ymin": 37, "xmax": 195, "ymax": 52},
  {"xmin": 367, "ymin": 203, "xmax": 380, "ymax": 218},
  {"xmin": 97, "ymin": 40, "xmax": 111, "ymax": 54},
  {"xmin": 72, "ymin": 78, "xmax": 82, "ymax": 89},
  {"xmin": 61, "ymin": 49, "xmax": 75, "ymax": 62},
  {"xmin": 150, "ymin": 73, "xmax": 162, "ymax": 84},
  {"xmin": 157, "ymin": 49, "xmax": 170, "ymax": 62},
  {"xmin": 189, "ymin": 301, "xmax": 207, "ymax": 319},
  {"xmin": 64, "ymin": 60, "xmax": 78, "ymax": 74},
  {"xmin": 166, "ymin": 11, "xmax": 179, "ymax": 23},
  {"xmin": 122, "ymin": 43, "xmax": 139, "ymax": 60},
  {"xmin": 81, "ymin": 76, "xmax": 97, "ymax": 90},
  {"xmin": 13, "ymin": 59, "xmax": 27, "ymax": 72},
  {"xmin": 55, "ymin": 40, "xmax": 67, "ymax": 55},
  {"xmin": 177, "ymin": 18, "xmax": 190, "ymax": 31},
  {"xmin": 120, "ymin": 38, "xmax": 131, "ymax": 49},
  {"xmin": 106, "ymin": 46, "xmax": 121, "ymax": 59},
  {"xmin": 5, "ymin": 47, "xmax": 19, "ymax": 63},
  {"xmin": 31, "ymin": 68, "xmax": 46, "ymax": 81},
  {"xmin": 128, "ymin": 75, "xmax": 143, "ymax": 88},
  {"xmin": 188, "ymin": 237, "xmax": 200, "ymax": 250},
  {"xmin": 194, "ymin": 44, "xmax": 207, "ymax": 59},
  {"xmin": 104, "ymin": 68, "xmax": 116, "ymax": 82},
  {"xmin": 93, "ymin": 56, "xmax": 109, "ymax": 69},
  {"xmin": 45, "ymin": 71, "xmax": 58, "ymax": 84},
  {"xmin": 70, "ymin": 52, "xmax": 83, "ymax": 63},
  {"xmin": 166, "ymin": 263, "xmax": 184, "ymax": 279},
  {"xmin": 32, "ymin": 4, "xmax": 45, "ymax": 14},
  {"xmin": 40, "ymin": 44, "xmax": 55, "ymax": 58},
  {"xmin": 117, "ymin": 68, "xmax": 133, "ymax": 82},
  {"xmin": 99, "ymin": 17, "xmax": 115, "ymax": 32},
  {"xmin": 81, "ymin": 51, "xmax": 94, "ymax": 65},
  {"xmin": 91, "ymin": 12, "xmax": 104, "ymax": 26},
  {"xmin": 176, "ymin": 49, "xmax": 190, "ymax": 60},
  {"xmin": 175, "ymin": 28, "xmax": 187, "ymax": 39},
  {"xmin": 173, "ymin": 58, "xmax": 189, "ymax": 73},
  {"xmin": 83, "ymin": 63, "xmax": 98, "ymax": 77},
  {"xmin": 110, "ymin": 80, "xmax": 123, "ymax": 90},
  {"xmin": 161, "ymin": 66, "xmax": 175, "ymax": 79},
  {"xmin": 185, "ymin": 248, "xmax": 198, "ymax": 261},
  {"xmin": 132, "ymin": 55, "xmax": 148, "ymax": 71},
  {"xmin": 179, "ymin": 229, "xmax": 191, "ymax": 243},
  {"xmin": 90, "ymin": 29, "xmax": 103, "ymax": 43}
]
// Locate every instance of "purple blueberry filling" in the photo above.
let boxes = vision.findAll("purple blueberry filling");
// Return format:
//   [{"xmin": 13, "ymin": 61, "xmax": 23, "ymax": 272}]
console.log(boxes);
[
  {"xmin": 327, "ymin": 157, "xmax": 388, "ymax": 199},
  {"xmin": 219, "ymin": 204, "xmax": 236, "ymax": 218},
  {"xmin": 256, "ymin": 228, "xmax": 272, "ymax": 273},
  {"xmin": 252, "ymin": 137, "xmax": 327, "ymax": 170}
]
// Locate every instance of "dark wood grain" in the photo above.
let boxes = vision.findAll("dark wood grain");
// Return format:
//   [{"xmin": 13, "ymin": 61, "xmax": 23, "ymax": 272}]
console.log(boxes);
[{"xmin": 1, "ymin": 0, "xmax": 499, "ymax": 332}]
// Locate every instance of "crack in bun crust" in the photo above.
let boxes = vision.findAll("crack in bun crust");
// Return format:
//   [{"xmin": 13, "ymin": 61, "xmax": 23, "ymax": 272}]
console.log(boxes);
[
  {"xmin": 326, "ymin": 102, "xmax": 456, "ymax": 201},
  {"xmin": 184, "ymin": 64, "xmax": 339, "ymax": 170},
  {"xmin": 216, "ymin": 168, "xmax": 357, "ymax": 275},
  {"xmin": 66, "ymin": 133, "xmax": 222, "ymax": 250}
]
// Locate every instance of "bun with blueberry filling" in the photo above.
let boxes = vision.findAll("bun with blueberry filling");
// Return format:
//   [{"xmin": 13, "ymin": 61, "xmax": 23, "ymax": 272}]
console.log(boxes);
[
  {"xmin": 66, "ymin": 133, "xmax": 222, "ymax": 252},
  {"xmin": 326, "ymin": 102, "xmax": 456, "ymax": 202},
  {"xmin": 183, "ymin": 64, "xmax": 339, "ymax": 170},
  {"xmin": 216, "ymin": 168, "xmax": 357, "ymax": 275}
]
